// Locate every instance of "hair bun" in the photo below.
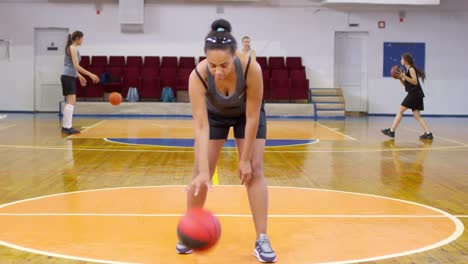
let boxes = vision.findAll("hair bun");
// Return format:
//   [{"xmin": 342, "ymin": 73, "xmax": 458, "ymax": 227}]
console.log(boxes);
[{"xmin": 211, "ymin": 19, "xmax": 232, "ymax": 33}]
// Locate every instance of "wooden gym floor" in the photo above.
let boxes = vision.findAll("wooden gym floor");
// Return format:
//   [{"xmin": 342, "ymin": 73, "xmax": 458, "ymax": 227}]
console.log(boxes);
[{"xmin": 0, "ymin": 114, "xmax": 466, "ymax": 264}]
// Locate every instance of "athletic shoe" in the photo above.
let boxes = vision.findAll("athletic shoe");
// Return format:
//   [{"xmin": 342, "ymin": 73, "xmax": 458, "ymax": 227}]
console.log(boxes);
[
  {"xmin": 254, "ymin": 234, "xmax": 277, "ymax": 263},
  {"xmin": 420, "ymin": 132, "xmax": 433, "ymax": 140},
  {"xmin": 61, "ymin": 127, "xmax": 80, "ymax": 135},
  {"xmin": 381, "ymin": 128, "xmax": 395, "ymax": 138},
  {"xmin": 176, "ymin": 241, "xmax": 193, "ymax": 254}
]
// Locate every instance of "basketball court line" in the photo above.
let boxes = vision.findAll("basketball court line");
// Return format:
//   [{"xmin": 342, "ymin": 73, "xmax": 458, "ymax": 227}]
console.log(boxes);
[
  {"xmin": 69, "ymin": 119, "xmax": 351, "ymax": 142},
  {"xmin": 1, "ymin": 185, "xmax": 461, "ymax": 214},
  {"xmin": 315, "ymin": 122, "xmax": 357, "ymax": 141},
  {"xmin": 0, "ymin": 185, "xmax": 464, "ymax": 264},
  {"xmin": 0, "ymin": 213, "xmax": 466, "ymax": 218},
  {"xmin": 66, "ymin": 120, "xmax": 107, "ymax": 139},
  {"xmin": 0, "ymin": 124, "xmax": 16, "ymax": 131},
  {"xmin": 0, "ymin": 242, "xmax": 134, "ymax": 264},
  {"xmin": 0, "ymin": 143, "xmax": 467, "ymax": 153},
  {"xmin": 103, "ymin": 138, "xmax": 320, "ymax": 148},
  {"xmin": 402, "ymin": 126, "xmax": 466, "ymax": 146}
]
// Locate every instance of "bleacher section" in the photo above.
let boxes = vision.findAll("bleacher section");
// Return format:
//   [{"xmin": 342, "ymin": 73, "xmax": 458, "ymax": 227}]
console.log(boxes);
[{"xmin": 76, "ymin": 55, "xmax": 310, "ymax": 103}]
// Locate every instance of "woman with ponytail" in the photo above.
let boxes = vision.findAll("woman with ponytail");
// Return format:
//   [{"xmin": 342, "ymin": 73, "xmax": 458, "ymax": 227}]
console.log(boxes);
[
  {"xmin": 238, "ymin": 36, "xmax": 256, "ymax": 60},
  {"xmin": 382, "ymin": 52, "xmax": 433, "ymax": 139},
  {"xmin": 177, "ymin": 19, "xmax": 276, "ymax": 263},
  {"xmin": 60, "ymin": 31, "xmax": 100, "ymax": 134}
]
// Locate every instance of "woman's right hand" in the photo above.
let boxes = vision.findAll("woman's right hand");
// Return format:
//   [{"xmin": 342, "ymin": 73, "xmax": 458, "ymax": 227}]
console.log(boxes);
[
  {"xmin": 90, "ymin": 74, "xmax": 100, "ymax": 84},
  {"xmin": 186, "ymin": 172, "xmax": 212, "ymax": 196},
  {"xmin": 78, "ymin": 75, "xmax": 87, "ymax": 87},
  {"xmin": 396, "ymin": 70, "xmax": 405, "ymax": 80}
]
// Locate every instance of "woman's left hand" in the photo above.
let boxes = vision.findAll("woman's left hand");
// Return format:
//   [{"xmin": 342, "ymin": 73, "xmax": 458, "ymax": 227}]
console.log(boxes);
[{"xmin": 239, "ymin": 160, "xmax": 252, "ymax": 185}]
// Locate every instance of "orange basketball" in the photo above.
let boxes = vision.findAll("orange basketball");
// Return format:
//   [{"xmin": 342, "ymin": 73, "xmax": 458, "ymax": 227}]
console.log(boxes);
[
  {"xmin": 177, "ymin": 207, "xmax": 221, "ymax": 252},
  {"xmin": 390, "ymin": 65, "xmax": 400, "ymax": 79},
  {"xmin": 109, "ymin": 92, "xmax": 122, "ymax": 106}
]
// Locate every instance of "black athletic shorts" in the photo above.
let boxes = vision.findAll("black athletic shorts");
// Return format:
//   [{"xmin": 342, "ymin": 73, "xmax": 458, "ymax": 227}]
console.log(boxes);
[
  {"xmin": 208, "ymin": 105, "xmax": 267, "ymax": 140},
  {"xmin": 402, "ymin": 90, "xmax": 424, "ymax": 111},
  {"xmin": 60, "ymin": 75, "xmax": 77, "ymax": 96}
]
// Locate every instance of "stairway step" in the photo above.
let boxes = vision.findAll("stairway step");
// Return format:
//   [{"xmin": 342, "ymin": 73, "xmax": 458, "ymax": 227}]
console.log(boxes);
[
  {"xmin": 316, "ymin": 110, "xmax": 345, "ymax": 117},
  {"xmin": 315, "ymin": 103, "xmax": 345, "ymax": 110},
  {"xmin": 311, "ymin": 96, "xmax": 344, "ymax": 103},
  {"xmin": 310, "ymin": 89, "xmax": 342, "ymax": 96}
]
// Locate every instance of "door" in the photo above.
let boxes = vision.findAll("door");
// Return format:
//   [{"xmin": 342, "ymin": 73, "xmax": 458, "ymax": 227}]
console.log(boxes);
[
  {"xmin": 334, "ymin": 32, "xmax": 368, "ymax": 112},
  {"xmin": 34, "ymin": 28, "xmax": 69, "ymax": 111}
]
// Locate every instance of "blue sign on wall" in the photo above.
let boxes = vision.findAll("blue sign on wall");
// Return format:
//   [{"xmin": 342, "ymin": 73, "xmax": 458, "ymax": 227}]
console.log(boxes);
[{"xmin": 383, "ymin": 42, "xmax": 425, "ymax": 77}]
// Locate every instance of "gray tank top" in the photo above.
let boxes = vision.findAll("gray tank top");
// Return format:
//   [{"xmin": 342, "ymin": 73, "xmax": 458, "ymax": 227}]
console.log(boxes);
[
  {"xmin": 199, "ymin": 57, "xmax": 251, "ymax": 117},
  {"xmin": 63, "ymin": 48, "xmax": 81, "ymax": 77}
]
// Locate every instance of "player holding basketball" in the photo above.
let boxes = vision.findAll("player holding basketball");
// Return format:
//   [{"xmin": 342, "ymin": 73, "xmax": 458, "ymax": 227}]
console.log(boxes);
[
  {"xmin": 60, "ymin": 31, "xmax": 99, "ymax": 135},
  {"xmin": 382, "ymin": 53, "xmax": 433, "ymax": 139},
  {"xmin": 178, "ymin": 19, "xmax": 277, "ymax": 263}
]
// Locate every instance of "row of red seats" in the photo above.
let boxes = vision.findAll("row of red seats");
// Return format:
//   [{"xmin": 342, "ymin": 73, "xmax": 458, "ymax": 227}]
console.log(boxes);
[
  {"xmin": 76, "ymin": 56, "xmax": 309, "ymax": 101},
  {"xmin": 256, "ymin": 56, "xmax": 304, "ymax": 70},
  {"xmin": 77, "ymin": 67, "xmax": 191, "ymax": 99},
  {"xmin": 76, "ymin": 67, "xmax": 309, "ymax": 101},
  {"xmin": 81, "ymin": 56, "xmax": 197, "ymax": 69},
  {"xmin": 80, "ymin": 56, "xmax": 304, "ymax": 70}
]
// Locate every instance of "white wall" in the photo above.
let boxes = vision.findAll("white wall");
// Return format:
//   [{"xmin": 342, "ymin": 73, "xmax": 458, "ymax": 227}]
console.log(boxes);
[
  {"xmin": 361, "ymin": 9, "xmax": 468, "ymax": 114},
  {"xmin": 0, "ymin": 1, "xmax": 467, "ymax": 114}
]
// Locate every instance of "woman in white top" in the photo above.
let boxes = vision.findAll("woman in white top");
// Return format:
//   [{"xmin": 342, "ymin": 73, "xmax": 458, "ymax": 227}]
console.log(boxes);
[{"xmin": 238, "ymin": 36, "xmax": 256, "ymax": 60}]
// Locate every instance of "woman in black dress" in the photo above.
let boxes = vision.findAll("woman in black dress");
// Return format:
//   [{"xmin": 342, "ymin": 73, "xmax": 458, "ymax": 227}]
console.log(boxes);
[{"xmin": 382, "ymin": 53, "xmax": 433, "ymax": 139}]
